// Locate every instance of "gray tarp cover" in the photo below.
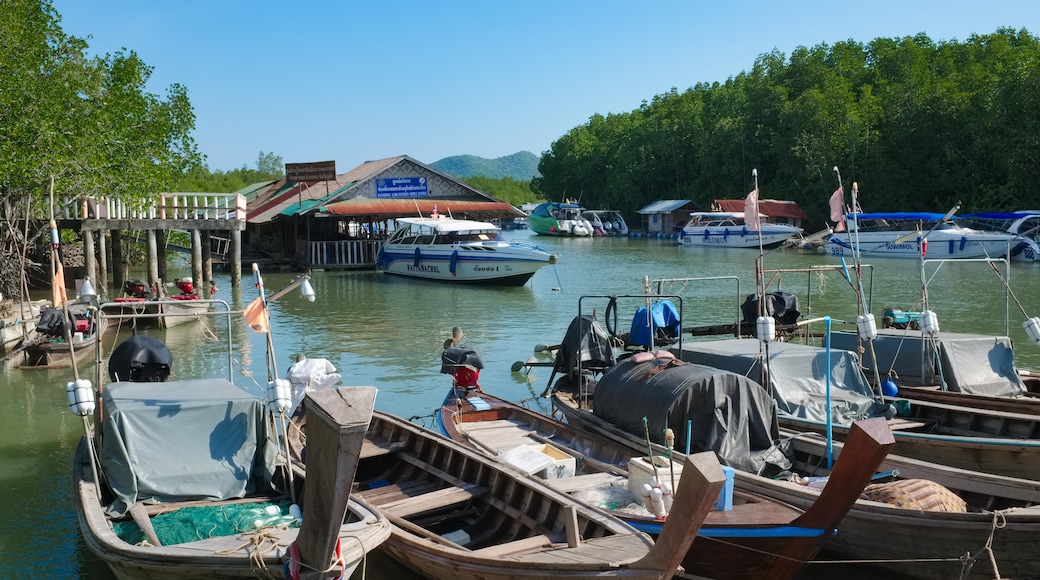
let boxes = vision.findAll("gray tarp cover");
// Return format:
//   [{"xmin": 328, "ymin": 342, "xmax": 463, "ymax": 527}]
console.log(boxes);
[
  {"xmin": 100, "ymin": 379, "xmax": 276, "ymax": 516},
  {"xmin": 671, "ymin": 339, "xmax": 885, "ymax": 426},
  {"xmin": 591, "ymin": 355, "xmax": 790, "ymax": 474},
  {"xmin": 828, "ymin": 329, "xmax": 1025, "ymax": 397}
]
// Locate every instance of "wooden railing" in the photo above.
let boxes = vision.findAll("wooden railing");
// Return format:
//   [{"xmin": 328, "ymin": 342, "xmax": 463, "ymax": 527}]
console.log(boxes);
[
  {"xmin": 61, "ymin": 193, "xmax": 246, "ymax": 221},
  {"xmin": 299, "ymin": 239, "xmax": 382, "ymax": 268}
]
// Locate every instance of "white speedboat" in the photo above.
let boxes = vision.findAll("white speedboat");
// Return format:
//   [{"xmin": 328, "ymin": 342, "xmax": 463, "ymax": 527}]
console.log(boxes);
[
  {"xmin": 377, "ymin": 216, "xmax": 557, "ymax": 285},
  {"xmin": 826, "ymin": 212, "xmax": 1020, "ymax": 259},
  {"xmin": 678, "ymin": 212, "xmax": 802, "ymax": 249},
  {"xmin": 581, "ymin": 209, "xmax": 629, "ymax": 236},
  {"xmin": 962, "ymin": 211, "xmax": 1040, "ymax": 262}
]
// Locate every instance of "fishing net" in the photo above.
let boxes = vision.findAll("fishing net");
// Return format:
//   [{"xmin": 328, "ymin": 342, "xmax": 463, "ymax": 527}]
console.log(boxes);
[
  {"xmin": 573, "ymin": 485, "xmax": 650, "ymax": 516},
  {"xmin": 112, "ymin": 501, "xmax": 299, "ymax": 546}
]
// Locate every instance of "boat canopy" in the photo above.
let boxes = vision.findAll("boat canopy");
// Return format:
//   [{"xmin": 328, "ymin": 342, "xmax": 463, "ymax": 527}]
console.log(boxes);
[
  {"xmin": 847, "ymin": 212, "xmax": 954, "ymax": 221},
  {"xmin": 394, "ymin": 217, "xmax": 500, "ymax": 233},
  {"xmin": 829, "ymin": 329, "xmax": 1026, "ymax": 397},
  {"xmin": 592, "ymin": 355, "xmax": 791, "ymax": 475},
  {"xmin": 671, "ymin": 339, "xmax": 886, "ymax": 426},
  {"xmin": 99, "ymin": 379, "xmax": 276, "ymax": 516}
]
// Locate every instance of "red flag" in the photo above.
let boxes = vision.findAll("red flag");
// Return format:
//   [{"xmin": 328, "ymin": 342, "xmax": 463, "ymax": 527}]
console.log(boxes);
[
  {"xmin": 829, "ymin": 187, "xmax": 846, "ymax": 232},
  {"xmin": 52, "ymin": 261, "xmax": 68, "ymax": 306},
  {"xmin": 243, "ymin": 297, "xmax": 269, "ymax": 334},
  {"xmin": 744, "ymin": 188, "xmax": 760, "ymax": 231}
]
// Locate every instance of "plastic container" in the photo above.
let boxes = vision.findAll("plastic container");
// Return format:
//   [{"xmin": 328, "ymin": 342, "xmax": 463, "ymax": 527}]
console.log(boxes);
[
  {"xmin": 527, "ymin": 444, "xmax": 576, "ymax": 479},
  {"xmin": 500, "ymin": 445, "xmax": 555, "ymax": 475}
]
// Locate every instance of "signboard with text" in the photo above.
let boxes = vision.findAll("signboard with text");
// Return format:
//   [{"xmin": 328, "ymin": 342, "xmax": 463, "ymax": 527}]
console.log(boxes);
[
  {"xmin": 285, "ymin": 161, "xmax": 336, "ymax": 182},
  {"xmin": 376, "ymin": 177, "xmax": 428, "ymax": 198}
]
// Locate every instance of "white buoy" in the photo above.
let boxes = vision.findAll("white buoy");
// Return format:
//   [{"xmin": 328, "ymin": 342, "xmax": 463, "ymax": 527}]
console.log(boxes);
[
  {"xmin": 660, "ymin": 481, "xmax": 674, "ymax": 512},
  {"xmin": 756, "ymin": 316, "xmax": 775, "ymax": 343},
  {"xmin": 267, "ymin": 379, "xmax": 291, "ymax": 414},
  {"xmin": 922, "ymin": 310, "xmax": 940, "ymax": 336},
  {"xmin": 65, "ymin": 379, "xmax": 95, "ymax": 416},
  {"xmin": 1024, "ymin": 317, "xmax": 1040, "ymax": 345},
  {"xmin": 650, "ymin": 487, "xmax": 666, "ymax": 518},
  {"xmin": 856, "ymin": 314, "xmax": 878, "ymax": 340},
  {"xmin": 641, "ymin": 483, "xmax": 654, "ymax": 513}
]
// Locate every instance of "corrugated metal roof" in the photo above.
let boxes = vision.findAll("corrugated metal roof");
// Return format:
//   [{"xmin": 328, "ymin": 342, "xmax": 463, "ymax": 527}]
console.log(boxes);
[
  {"xmin": 636, "ymin": 200, "xmax": 693, "ymax": 214},
  {"xmin": 715, "ymin": 199, "xmax": 808, "ymax": 220},
  {"xmin": 323, "ymin": 198, "xmax": 522, "ymax": 221}
]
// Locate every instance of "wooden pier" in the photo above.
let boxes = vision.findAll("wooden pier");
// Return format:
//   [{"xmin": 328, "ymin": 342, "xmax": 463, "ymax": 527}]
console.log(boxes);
[{"xmin": 56, "ymin": 193, "xmax": 246, "ymax": 296}]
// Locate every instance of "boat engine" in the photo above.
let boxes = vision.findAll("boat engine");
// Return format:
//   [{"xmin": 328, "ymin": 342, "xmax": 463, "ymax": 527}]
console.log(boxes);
[
  {"xmin": 108, "ymin": 335, "xmax": 172, "ymax": 382},
  {"xmin": 124, "ymin": 279, "xmax": 149, "ymax": 298},
  {"xmin": 441, "ymin": 347, "xmax": 484, "ymax": 391},
  {"xmin": 175, "ymin": 277, "xmax": 194, "ymax": 296}
]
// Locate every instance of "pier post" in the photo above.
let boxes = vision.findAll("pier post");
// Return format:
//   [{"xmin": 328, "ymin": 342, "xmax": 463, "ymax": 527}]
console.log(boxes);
[
  {"xmin": 230, "ymin": 229, "xmax": 242, "ymax": 288},
  {"xmin": 191, "ymin": 229, "xmax": 203, "ymax": 297},
  {"xmin": 146, "ymin": 230, "xmax": 159, "ymax": 291},
  {"xmin": 83, "ymin": 230, "xmax": 96, "ymax": 292},
  {"xmin": 98, "ymin": 230, "xmax": 108, "ymax": 297},
  {"xmin": 156, "ymin": 229, "xmax": 167, "ymax": 283},
  {"xmin": 201, "ymin": 230, "xmax": 213, "ymax": 296},
  {"xmin": 111, "ymin": 230, "xmax": 124, "ymax": 288}
]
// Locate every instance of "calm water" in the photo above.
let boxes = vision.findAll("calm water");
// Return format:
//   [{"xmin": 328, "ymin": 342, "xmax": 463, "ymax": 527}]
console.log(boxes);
[{"xmin": 2, "ymin": 230, "xmax": 1038, "ymax": 579}]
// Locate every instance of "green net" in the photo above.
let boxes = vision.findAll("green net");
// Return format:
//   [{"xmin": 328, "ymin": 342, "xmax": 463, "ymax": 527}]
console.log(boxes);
[{"xmin": 112, "ymin": 501, "xmax": 299, "ymax": 546}]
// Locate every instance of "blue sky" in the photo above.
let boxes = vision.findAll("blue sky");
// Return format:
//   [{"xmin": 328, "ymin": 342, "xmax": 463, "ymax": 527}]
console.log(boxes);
[{"xmin": 53, "ymin": 1, "xmax": 1040, "ymax": 173}]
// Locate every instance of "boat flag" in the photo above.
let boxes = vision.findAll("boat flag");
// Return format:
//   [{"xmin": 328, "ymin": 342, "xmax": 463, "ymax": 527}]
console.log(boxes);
[
  {"xmin": 243, "ymin": 297, "xmax": 270, "ymax": 334},
  {"xmin": 829, "ymin": 187, "xmax": 846, "ymax": 232},
  {"xmin": 744, "ymin": 188, "xmax": 760, "ymax": 231},
  {"xmin": 52, "ymin": 261, "xmax": 68, "ymax": 306}
]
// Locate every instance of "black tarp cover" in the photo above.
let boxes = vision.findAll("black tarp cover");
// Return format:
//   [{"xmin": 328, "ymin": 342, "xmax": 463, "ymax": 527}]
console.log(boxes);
[
  {"xmin": 440, "ymin": 347, "xmax": 484, "ymax": 373},
  {"xmin": 108, "ymin": 335, "xmax": 173, "ymax": 382},
  {"xmin": 829, "ymin": 329, "xmax": 1026, "ymax": 396},
  {"xmin": 591, "ymin": 354, "xmax": 789, "ymax": 474},
  {"xmin": 555, "ymin": 314, "xmax": 616, "ymax": 380}
]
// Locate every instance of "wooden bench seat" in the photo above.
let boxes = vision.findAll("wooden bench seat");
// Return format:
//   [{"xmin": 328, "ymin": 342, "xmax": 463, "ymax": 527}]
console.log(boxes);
[
  {"xmin": 380, "ymin": 484, "xmax": 489, "ymax": 518},
  {"xmin": 469, "ymin": 534, "xmax": 558, "ymax": 557},
  {"xmin": 543, "ymin": 472, "xmax": 626, "ymax": 494}
]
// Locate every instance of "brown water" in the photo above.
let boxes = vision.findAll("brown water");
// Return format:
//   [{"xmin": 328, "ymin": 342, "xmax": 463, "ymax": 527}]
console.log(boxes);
[{"xmin": 2, "ymin": 231, "xmax": 1037, "ymax": 579}]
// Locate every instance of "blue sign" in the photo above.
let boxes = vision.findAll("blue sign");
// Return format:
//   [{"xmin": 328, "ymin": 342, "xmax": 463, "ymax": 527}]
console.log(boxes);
[{"xmin": 376, "ymin": 177, "xmax": 428, "ymax": 198}]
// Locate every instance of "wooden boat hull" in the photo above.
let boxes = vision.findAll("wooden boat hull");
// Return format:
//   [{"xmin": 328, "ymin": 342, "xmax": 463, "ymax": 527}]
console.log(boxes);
[
  {"xmin": 776, "ymin": 431, "xmax": 1040, "ymax": 580},
  {"xmin": 778, "ymin": 408, "xmax": 1040, "ymax": 481},
  {"xmin": 553, "ymin": 392, "xmax": 1040, "ymax": 580},
  {"xmin": 354, "ymin": 411, "xmax": 721, "ymax": 580},
  {"xmin": 159, "ymin": 299, "xmax": 210, "ymax": 328},
  {"xmin": 888, "ymin": 385, "xmax": 1040, "ymax": 416},
  {"xmin": 439, "ymin": 388, "xmax": 892, "ymax": 580},
  {"xmin": 74, "ymin": 437, "xmax": 390, "ymax": 580}
]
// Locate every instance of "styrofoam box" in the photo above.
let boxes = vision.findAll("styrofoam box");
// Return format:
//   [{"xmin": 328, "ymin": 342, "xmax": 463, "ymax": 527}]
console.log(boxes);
[
  {"xmin": 627, "ymin": 455, "xmax": 734, "ymax": 511},
  {"xmin": 500, "ymin": 444, "xmax": 555, "ymax": 475},
  {"xmin": 528, "ymin": 444, "xmax": 576, "ymax": 479}
]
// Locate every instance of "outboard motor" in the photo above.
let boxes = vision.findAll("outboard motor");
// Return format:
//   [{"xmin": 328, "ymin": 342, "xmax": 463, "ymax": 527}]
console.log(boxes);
[
  {"xmin": 124, "ymin": 279, "xmax": 149, "ymax": 298},
  {"xmin": 441, "ymin": 347, "xmax": 484, "ymax": 391},
  {"xmin": 175, "ymin": 277, "xmax": 194, "ymax": 296},
  {"xmin": 108, "ymin": 335, "xmax": 172, "ymax": 382}
]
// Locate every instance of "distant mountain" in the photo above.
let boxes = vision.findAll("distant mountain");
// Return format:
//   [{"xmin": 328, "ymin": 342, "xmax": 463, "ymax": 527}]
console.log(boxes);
[{"xmin": 430, "ymin": 151, "xmax": 540, "ymax": 181}]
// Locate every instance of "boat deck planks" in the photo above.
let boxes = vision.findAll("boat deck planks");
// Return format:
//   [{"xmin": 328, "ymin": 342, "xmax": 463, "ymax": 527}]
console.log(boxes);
[
  {"xmin": 544, "ymin": 473, "xmax": 627, "ymax": 493},
  {"xmin": 380, "ymin": 484, "xmax": 490, "ymax": 518}
]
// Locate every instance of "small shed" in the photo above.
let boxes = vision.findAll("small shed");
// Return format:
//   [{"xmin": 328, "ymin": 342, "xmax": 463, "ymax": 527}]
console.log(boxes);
[{"xmin": 636, "ymin": 200, "xmax": 696, "ymax": 234}]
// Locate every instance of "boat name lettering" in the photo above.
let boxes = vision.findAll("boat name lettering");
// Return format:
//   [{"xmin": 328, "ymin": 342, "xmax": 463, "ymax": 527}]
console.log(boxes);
[
  {"xmin": 474, "ymin": 266, "xmax": 499, "ymax": 271},
  {"xmin": 885, "ymin": 242, "xmax": 916, "ymax": 250},
  {"xmin": 407, "ymin": 264, "xmax": 440, "ymax": 273}
]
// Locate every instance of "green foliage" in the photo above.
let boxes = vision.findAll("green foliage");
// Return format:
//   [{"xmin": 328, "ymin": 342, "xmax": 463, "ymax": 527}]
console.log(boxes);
[
  {"xmin": 459, "ymin": 175, "xmax": 541, "ymax": 207},
  {"xmin": 432, "ymin": 152, "xmax": 540, "ymax": 180},
  {"xmin": 172, "ymin": 151, "xmax": 284, "ymax": 192},
  {"xmin": 0, "ymin": 0, "xmax": 201, "ymax": 206},
  {"xmin": 536, "ymin": 28, "xmax": 1040, "ymax": 227}
]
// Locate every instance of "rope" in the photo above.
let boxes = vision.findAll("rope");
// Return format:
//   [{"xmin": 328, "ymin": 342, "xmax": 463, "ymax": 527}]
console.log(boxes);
[
  {"xmin": 958, "ymin": 510, "xmax": 1009, "ymax": 580},
  {"xmin": 213, "ymin": 528, "xmax": 288, "ymax": 578}
]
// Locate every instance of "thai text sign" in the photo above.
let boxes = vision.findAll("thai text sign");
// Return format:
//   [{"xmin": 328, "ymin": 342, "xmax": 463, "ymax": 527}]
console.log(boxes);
[
  {"xmin": 285, "ymin": 161, "xmax": 336, "ymax": 182},
  {"xmin": 376, "ymin": 177, "xmax": 428, "ymax": 198}
]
